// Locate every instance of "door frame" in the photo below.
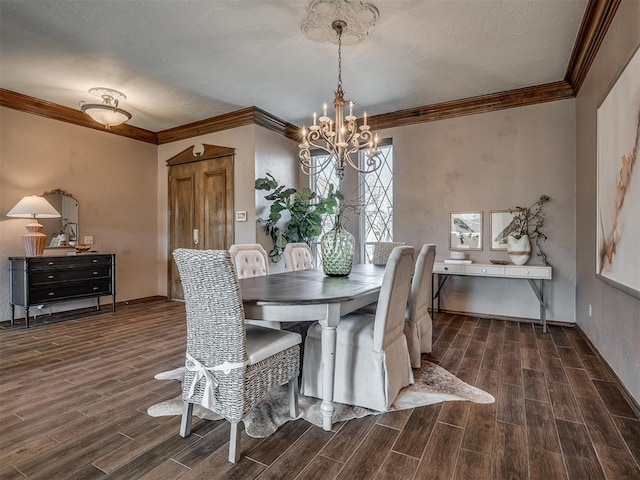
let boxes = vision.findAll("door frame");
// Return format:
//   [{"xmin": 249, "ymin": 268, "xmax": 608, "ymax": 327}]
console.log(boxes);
[{"xmin": 166, "ymin": 144, "xmax": 235, "ymax": 299}]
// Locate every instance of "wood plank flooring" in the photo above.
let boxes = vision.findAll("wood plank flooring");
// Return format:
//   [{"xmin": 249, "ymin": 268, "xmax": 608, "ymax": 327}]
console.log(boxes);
[{"xmin": 1, "ymin": 300, "xmax": 638, "ymax": 479}]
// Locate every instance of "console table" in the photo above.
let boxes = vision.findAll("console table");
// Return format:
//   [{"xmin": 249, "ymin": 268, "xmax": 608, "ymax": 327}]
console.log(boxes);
[
  {"xmin": 9, "ymin": 254, "xmax": 116, "ymax": 328},
  {"xmin": 432, "ymin": 262, "xmax": 552, "ymax": 332}
]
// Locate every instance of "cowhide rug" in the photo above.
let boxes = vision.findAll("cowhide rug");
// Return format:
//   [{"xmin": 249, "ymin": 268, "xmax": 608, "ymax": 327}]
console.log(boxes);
[{"xmin": 147, "ymin": 358, "xmax": 494, "ymax": 438}]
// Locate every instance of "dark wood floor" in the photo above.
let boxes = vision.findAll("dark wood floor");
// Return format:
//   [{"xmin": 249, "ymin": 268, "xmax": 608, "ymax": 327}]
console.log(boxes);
[{"xmin": 1, "ymin": 300, "xmax": 638, "ymax": 480}]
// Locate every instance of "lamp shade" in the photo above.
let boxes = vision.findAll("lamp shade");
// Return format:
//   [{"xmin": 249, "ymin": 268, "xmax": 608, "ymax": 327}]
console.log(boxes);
[
  {"xmin": 7, "ymin": 196, "xmax": 60, "ymax": 256},
  {"xmin": 7, "ymin": 195, "xmax": 61, "ymax": 219},
  {"xmin": 81, "ymin": 104, "xmax": 131, "ymax": 128}
]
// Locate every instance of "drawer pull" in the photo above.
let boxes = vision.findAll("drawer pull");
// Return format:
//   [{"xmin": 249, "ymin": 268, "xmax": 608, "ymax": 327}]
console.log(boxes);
[
  {"xmin": 48, "ymin": 275, "xmax": 55, "ymax": 279},
  {"xmin": 48, "ymin": 292, "xmax": 55, "ymax": 296},
  {"xmin": 444, "ymin": 267, "xmax": 449, "ymax": 271},
  {"xmin": 525, "ymin": 270, "xmax": 530, "ymax": 274},
  {"xmin": 48, "ymin": 261, "xmax": 55, "ymax": 265},
  {"xmin": 92, "ymin": 259, "xmax": 98, "ymax": 263},
  {"xmin": 93, "ymin": 286, "xmax": 100, "ymax": 291},
  {"xmin": 482, "ymin": 268, "xmax": 487, "ymax": 273},
  {"xmin": 93, "ymin": 271, "xmax": 99, "ymax": 275}
]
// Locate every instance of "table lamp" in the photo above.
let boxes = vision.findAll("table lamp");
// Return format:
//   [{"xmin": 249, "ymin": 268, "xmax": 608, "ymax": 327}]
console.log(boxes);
[{"xmin": 7, "ymin": 195, "xmax": 61, "ymax": 256}]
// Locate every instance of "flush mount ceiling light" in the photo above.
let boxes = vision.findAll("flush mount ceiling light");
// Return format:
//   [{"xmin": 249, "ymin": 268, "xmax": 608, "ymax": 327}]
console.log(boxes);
[
  {"xmin": 80, "ymin": 87, "xmax": 132, "ymax": 129},
  {"xmin": 298, "ymin": 0, "xmax": 382, "ymax": 180}
]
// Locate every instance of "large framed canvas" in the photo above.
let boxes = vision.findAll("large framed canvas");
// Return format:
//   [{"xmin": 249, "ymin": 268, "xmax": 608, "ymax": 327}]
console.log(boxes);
[{"xmin": 596, "ymin": 46, "xmax": 640, "ymax": 299}]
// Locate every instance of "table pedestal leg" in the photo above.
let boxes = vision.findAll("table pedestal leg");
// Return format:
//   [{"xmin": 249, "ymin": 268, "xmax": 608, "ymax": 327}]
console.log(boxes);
[{"xmin": 319, "ymin": 303, "xmax": 340, "ymax": 431}]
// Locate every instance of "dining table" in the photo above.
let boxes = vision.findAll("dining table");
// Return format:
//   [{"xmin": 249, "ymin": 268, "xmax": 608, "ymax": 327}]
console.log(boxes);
[{"xmin": 238, "ymin": 263, "xmax": 386, "ymax": 431}]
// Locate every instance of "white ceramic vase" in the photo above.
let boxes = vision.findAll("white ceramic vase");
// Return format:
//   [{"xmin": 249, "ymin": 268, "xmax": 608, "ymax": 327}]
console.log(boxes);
[{"xmin": 507, "ymin": 234, "xmax": 531, "ymax": 265}]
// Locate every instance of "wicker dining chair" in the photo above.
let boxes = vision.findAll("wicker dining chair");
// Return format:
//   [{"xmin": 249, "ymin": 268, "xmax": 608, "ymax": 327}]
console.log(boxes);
[
  {"xmin": 405, "ymin": 244, "xmax": 436, "ymax": 368},
  {"xmin": 283, "ymin": 243, "xmax": 314, "ymax": 271},
  {"xmin": 172, "ymin": 249, "xmax": 301, "ymax": 463},
  {"xmin": 301, "ymin": 246, "xmax": 415, "ymax": 412}
]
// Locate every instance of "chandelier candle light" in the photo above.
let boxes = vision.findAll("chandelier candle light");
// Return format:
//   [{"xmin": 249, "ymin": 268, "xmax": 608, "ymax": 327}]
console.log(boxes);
[{"xmin": 298, "ymin": 17, "xmax": 382, "ymax": 180}]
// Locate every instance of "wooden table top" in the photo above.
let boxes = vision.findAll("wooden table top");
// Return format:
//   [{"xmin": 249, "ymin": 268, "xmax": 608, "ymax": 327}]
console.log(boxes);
[{"xmin": 238, "ymin": 264, "xmax": 386, "ymax": 305}]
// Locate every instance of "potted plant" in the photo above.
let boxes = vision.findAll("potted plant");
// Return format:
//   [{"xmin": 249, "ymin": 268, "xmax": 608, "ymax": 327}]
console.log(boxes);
[
  {"xmin": 255, "ymin": 173, "xmax": 340, "ymax": 263},
  {"xmin": 508, "ymin": 195, "xmax": 551, "ymax": 265}
]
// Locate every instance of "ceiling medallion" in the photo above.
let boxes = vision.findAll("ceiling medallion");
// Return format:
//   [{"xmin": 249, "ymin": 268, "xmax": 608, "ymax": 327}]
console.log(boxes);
[{"xmin": 301, "ymin": 0, "xmax": 379, "ymax": 46}]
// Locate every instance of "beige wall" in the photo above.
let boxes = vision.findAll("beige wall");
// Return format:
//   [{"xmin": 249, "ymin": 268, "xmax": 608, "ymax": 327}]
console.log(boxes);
[
  {"xmin": 379, "ymin": 99, "xmax": 577, "ymax": 322},
  {"xmin": 575, "ymin": 0, "xmax": 640, "ymax": 402},
  {"xmin": 155, "ymin": 124, "xmax": 298, "ymax": 294},
  {"xmin": 254, "ymin": 125, "xmax": 300, "ymax": 274},
  {"xmin": 0, "ymin": 107, "xmax": 158, "ymax": 321}
]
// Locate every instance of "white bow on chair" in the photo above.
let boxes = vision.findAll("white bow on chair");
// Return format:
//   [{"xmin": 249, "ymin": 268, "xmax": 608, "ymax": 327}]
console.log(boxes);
[{"xmin": 185, "ymin": 353, "xmax": 250, "ymax": 410}]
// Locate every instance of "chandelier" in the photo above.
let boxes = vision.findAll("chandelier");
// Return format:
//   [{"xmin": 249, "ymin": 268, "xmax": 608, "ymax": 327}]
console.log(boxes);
[
  {"xmin": 298, "ymin": 1, "xmax": 381, "ymax": 180},
  {"xmin": 80, "ymin": 87, "xmax": 132, "ymax": 129}
]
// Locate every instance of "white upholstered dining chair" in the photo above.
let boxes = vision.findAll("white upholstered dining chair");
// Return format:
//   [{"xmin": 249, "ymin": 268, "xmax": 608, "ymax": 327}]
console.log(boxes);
[
  {"xmin": 229, "ymin": 243, "xmax": 280, "ymax": 329},
  {"xmin": 300, "ymin": 246, "xmax": 415, "ymax": 412},
  {"xmin": 283, "ymin": 242, "xmax": 314, "ymax": 271},
  {"xmin": 172, "ymin": 249, "xmax": 301, "ymax": 463},
  {"xmin": 228, "ymin": 243, "xmax": 269, "ymax": 279},
  {"xmin": 405, "ymin": 244, "xmax": 436, "ymax": 368},
  {"xmin": 372, "ymin": 241, "xmax": 405, "ymax": 265}
]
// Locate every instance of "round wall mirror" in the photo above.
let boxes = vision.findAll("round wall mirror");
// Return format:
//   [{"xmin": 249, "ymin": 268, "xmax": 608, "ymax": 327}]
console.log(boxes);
[{"xmin": 41, "ymin": 189, "xmax": 79, "ymax": 247}]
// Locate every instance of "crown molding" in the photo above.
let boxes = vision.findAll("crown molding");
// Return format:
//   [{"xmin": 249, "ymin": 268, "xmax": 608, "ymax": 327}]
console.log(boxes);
[
  {"xmin": 565, "ymin": 0, "xmax": 622, "ymax": 94},
  {"xmin": 0, "ymin": 89, "xmax": 157, "ymax": 144},
  {"xmin": 156, "ymin": 106, "xmax": 298, "ymax": 144},
  {"xmin": 368, "ymin": 81, "xmax": 575, "ymax": 131}
]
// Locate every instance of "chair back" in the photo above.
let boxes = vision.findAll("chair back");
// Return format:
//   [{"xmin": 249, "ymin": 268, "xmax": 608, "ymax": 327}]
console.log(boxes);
[
  {"xmin": 229, "ymin": 243, "xmax": 269, "ymax": 278},
  {"xmin": 283, "ymin": 243, "xmax": 313, "ymax": 271},
  {"xmin": 372, "ymin": 242, "xmax": 405, "ymax": 265},
  {"xmin": 373, "ymin": 246, "xmax": 414, "ymax": 351},
  {"xmin": 172, "ymin": 249, "xmax": 247, "ymax": 404},
  {"xmin": 409, "ymin": 244, "xmax": 436, "ymax": 325}
]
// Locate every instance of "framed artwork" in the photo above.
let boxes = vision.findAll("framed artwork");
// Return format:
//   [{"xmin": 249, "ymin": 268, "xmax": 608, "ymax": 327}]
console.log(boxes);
[
  {"xmin": 490, "ymin": 210, "xmax": 519, "ymax": 250},
  {"xmin": 450, "ymin": 212, "xmax": 482, "ymax": 250},
  {"xmin": 596, "ymin": 46, "xmax": 640, "ymax": 298}
]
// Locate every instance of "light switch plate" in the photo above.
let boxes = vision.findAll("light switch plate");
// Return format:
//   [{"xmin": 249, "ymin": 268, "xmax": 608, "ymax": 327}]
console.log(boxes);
[{"xmin": 84, "ymin": 235, "xmax": 94, "ymax": 245}]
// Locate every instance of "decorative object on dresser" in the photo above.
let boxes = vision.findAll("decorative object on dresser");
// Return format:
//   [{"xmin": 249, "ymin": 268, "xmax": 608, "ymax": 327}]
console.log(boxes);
[
  {"xmin": 9, "ymin": 254, "xmax": 116, "ymax": 328},
  {"xmin": 6, "ymin": 195, "xmax": 61, "ymax": 256},
  {"xmin": 449, "ymin": 212, "xmax": 482, "ymax": 251},
  {"xmin": 507, "ymin": 195, "xmax": 551, "ymax": 265},
  {"xmin": 42, "ymin": 189, "xmax": 79, "ymax": 248}
]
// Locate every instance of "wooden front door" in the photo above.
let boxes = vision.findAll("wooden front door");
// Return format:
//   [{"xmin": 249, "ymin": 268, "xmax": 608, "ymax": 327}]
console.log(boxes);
[{"xmin": 167, "ymin": 144, "xmax": 235, "ymax": 300}]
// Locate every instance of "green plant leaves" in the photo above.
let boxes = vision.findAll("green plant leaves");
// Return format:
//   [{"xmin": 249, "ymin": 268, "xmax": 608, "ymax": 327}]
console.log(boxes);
[{"xmin": 256, "ymin": 175, "xmax": 340, "ymax": 262}]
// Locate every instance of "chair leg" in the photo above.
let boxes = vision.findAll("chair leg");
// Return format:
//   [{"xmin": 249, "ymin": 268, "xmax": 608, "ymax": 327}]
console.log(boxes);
[
  {"xmin": 228, "ymin": 421, "xmax": 241, "ymax": 463},
  {"xmin": 289, "ymin": 378, "xmax": 299, "ymax": 418},
  {"xmin": 180, "ymin": 401, "xmax": 193, "ymax": 438}
]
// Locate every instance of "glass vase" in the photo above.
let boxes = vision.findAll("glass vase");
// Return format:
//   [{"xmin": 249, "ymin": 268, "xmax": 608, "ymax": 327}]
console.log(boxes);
[{"xmin": 321, "ymin": 216, "xmax": 355, "ymax": 277}]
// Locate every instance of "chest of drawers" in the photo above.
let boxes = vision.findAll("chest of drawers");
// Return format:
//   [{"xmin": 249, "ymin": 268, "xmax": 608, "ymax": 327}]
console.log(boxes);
[{"xmin": 9, "ymin": 254, "xmax": 116, "ymax": 328}]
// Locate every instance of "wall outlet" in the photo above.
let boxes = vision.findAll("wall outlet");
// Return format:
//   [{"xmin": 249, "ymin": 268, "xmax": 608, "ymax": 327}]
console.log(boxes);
[
  {"xmin": 84, "ymin": 235, "xmax": 94, "ymax": 245},
  {"xmin": 588, "ymin": 304, "xmax": 592, "ymax": 317}
]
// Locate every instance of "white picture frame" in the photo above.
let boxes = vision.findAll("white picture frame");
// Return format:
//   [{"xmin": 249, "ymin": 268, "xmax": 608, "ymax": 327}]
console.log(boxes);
[{"xmin": 449, "ymin": 212, "xmax": 482, "ymax": 251}]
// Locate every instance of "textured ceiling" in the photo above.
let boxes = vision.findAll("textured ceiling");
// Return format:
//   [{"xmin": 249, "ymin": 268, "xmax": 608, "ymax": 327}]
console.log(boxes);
[{"xmin": 0, "ymin": 0, "xmax": 587, "ymax": 132}]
